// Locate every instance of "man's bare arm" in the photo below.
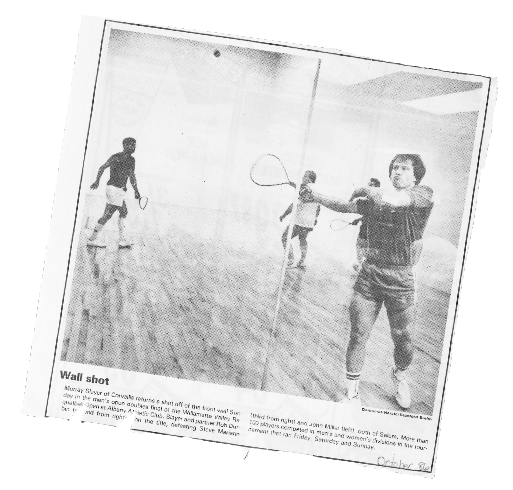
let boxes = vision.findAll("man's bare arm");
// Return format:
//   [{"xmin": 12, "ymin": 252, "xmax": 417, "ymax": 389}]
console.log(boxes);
[
  {"xmin": 308, "ymin": 189, "xmax": 358, "ymax": 214},
  {"xmin": 90, "ymin": 162, "xmax": 111, "ymax": 189},
  {"xmin": 353, "ymin": 186, "xmax": 413, "ymax": 207},
  {"xmin": 280, "ymin": 203, "xmax": 293, "ymax": 222},
  {"xmin": 129, "ymin": 170, "xmax": 140, "ymax": 199},
  {"xmin": 304, "ymin": 184, "xmax": 425, "ymax": 214},
  {"xmin": 314, "ymin": 204, "xmax": 321, "ymax": 226}
]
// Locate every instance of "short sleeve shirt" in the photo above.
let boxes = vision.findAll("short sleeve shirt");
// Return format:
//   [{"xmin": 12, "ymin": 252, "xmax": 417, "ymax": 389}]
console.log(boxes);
[
  {"xmin": 356, "ymin": 186, "xmax": 434, "ymax": 266},
  {"xmin": 295, "ymin": 184, "xmax": 320, "ymax": 229},
  {"xmin": 106, "ymin": 152, "xmax": 135, "ymax": 190}
]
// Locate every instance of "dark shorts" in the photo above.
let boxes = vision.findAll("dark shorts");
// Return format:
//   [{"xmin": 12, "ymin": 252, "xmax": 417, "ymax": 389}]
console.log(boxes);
[
  {"xmin": 354, "ymin": 262, "xmax": 415, "ymax": 314},
  {"xmin": 291, "ymin": 225, "xmax": 312, "ymax": 237}
]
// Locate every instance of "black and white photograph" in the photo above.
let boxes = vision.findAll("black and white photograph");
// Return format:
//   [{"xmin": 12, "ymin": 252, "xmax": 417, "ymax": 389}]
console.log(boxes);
[{"xmin": 57, "ymin": 24, "xmax": 490, "ymax": 416}]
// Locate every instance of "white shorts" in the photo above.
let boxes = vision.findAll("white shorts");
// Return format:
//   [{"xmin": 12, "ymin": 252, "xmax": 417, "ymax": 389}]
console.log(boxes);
[{"xmin": 106, "ymin": 185, "xmax": 126, "ymax": 207}]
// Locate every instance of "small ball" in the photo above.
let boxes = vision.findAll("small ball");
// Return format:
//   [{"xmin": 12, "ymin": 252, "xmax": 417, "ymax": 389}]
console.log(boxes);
[{"xmin": 214, "ymin": 50, "xmax": 221, "ymax": 58}]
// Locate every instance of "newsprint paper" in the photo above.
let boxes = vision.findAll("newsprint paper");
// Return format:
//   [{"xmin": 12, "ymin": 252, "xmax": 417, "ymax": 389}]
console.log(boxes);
[{"xmin": 23, "ymin": 16, "xmax": 496, "ymax": 476}]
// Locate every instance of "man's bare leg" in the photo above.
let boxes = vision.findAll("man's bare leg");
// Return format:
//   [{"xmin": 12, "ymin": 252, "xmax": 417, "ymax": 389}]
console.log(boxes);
[
  {"xmin": 117, "ymin": 201, "xmax": 133, "ymax": 247},
  {"xmin": 282, "ymin": 225, "xmax": 296, "ymax": 266},
  {"xmin": 345, "ymin": 291, "xmax": 382, "ymax": 402},
  {"xmin": 88, "ymin": 205, "xmax": 116, "ymax": 245},
  {"xmin": 296, "ymin": 232, "xmax": 308, "ymax": 268}
]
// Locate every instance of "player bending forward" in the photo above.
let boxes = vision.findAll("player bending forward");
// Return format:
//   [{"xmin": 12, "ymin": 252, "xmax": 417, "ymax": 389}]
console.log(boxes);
[
  {"xmin": 301, "ymin": 155, "xmax": 433, "ymax": 409},
  {"xmin": 349, "ymin": 177, "xmax": 380, "ymax": 271},
  {"xmin": 279, "ymin": 170, "xmax": 320, "ymax": 268},
  {"xmin": 88, "ymin": 137, "xmax": 141, "ymax": 247}
]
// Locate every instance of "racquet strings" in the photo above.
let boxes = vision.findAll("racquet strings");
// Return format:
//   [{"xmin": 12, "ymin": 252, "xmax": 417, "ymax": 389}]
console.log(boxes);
[
  {"xmin": 139, "ymin": 196, "xmax": 149, "ymax": 210},
  {"xmin": 330, "ymin": 218, "xmax": 353, "ymax": 231},
  {"xmin": 250, "ymin": 154, "xmax": 291, "ymax": 186}
]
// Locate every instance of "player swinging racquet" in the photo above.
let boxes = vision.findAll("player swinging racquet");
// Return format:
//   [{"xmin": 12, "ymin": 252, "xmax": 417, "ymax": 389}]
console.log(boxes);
[
  {"xmin": 301, "ymin": 155, "xmax": 433, "ymax": 410},
  {"xmin": 88, "ymin": 137, "xmax": 142, "ymax": 248},
  {"xmin": 250, "ymin": 155, "xmax": 320, "ymax": 268},
  {"xmin": 279, "ymin": 170, "xmax": 320, "ymax": 268}
]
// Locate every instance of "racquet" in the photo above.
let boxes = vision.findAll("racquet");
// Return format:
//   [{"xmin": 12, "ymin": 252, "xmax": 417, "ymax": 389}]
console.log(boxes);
[
  {"xmin": 139, "ymin": 196, "xmax": 149, "ymax": 210},
  {"xmin": 330, "ymin": 218, "xmax": 354, "ymax": 232},
  {"xmin": 250, "ymin": 154, "xmax": 293, "ymax": 187}
]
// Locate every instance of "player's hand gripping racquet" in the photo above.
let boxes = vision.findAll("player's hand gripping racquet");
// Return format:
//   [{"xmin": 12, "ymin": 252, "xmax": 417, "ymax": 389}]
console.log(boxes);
[
  {"xmin": 250, "ymin": 154, "xmax": 294, "ymax": 187},
  {"xmin": 139, "ymin": 196, "xmax": 149, "ymax": 210},
  {"xmin": 299, "ymin": 184, "xmax": 314, "ymax": 201}
]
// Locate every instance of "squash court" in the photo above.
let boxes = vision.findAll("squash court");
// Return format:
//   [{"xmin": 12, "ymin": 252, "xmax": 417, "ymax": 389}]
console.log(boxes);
[
  {"xmin": 58, "ymin": 31, "xmax": 481, "ymax": 416},
  {"xmin": 60, "ymin": 195, "xmax": 449, "ymax": 415}
]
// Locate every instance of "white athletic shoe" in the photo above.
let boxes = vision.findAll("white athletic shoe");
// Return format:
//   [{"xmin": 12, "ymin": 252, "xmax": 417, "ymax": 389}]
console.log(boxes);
[
  {"xmin": 392, "ymin": 368, "xmax": 411, "ymax": 409},
  {"xmin": 296, "ymin": 260, "xmax": 306, "ymax": 269},
  {"xmin": 341, "ymin": 392, "xmax": 362, "ymax": 408},
  {"xmin": 287, "ymin": 260, "xmax": 295, "ymax": 268}
]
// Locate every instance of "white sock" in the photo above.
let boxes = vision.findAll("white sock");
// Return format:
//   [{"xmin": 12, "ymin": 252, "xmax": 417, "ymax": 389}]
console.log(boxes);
[{"xmin": 347, "ymin": 378, "xmax": 360, "ymax": 398}]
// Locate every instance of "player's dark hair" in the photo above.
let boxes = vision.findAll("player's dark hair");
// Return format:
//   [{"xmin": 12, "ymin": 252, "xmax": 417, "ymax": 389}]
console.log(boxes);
[
  {"xmin": 123, "ymin": 137, "xmax": 136, "ymax": 147},
  {"xmin": 389, "ymin": 154, "xmax": 426, "ymax": 184},
  {"xmin": 304, "ymin": 170, "xmax": 316, "ymax": 183},
  {"xmin": 369, "ymin": 178, "xmax": 381, "ymax": 187}
]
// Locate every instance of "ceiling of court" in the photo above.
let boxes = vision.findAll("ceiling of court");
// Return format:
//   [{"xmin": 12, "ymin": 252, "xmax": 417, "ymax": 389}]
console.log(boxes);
[
  {"xmin": 109, "ymin": 30, "xmax": 485, "ymax": 115},
  {"xmin": 316, "ymin": 69, "xmax": 485, "ymax": 115},
  {"xmin": 343, "ymin": 71, "xmax": 482, "ymax": 102},
  {"xmin": 400, "ymin": 88, "xmax": 483, "ymax": 114}
]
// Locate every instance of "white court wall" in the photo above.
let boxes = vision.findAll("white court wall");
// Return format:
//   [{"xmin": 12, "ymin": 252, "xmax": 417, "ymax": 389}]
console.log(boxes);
[
  {"xmin": 84, "ymin": 29, "xmax": 320, "ymax": 225},
  {"xmin": 83, "ymin": 29, "xmax": 482, "ymax": 256}
]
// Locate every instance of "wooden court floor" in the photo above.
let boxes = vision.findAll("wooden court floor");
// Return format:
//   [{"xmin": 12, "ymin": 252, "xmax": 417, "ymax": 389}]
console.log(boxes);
[{"xmin": 61, "ymin": 198, "xmax": 446, "ymax": 415}]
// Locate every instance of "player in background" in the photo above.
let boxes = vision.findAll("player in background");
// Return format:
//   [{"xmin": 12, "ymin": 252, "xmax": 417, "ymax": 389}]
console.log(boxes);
[
  {"xmin": 279, "ymin": 170, "xmax": 321, "ymax": 268},
  {"xmin": 349, "ymin": 178, "xmax": 381, "ymax": 271},
  {"xmin": 300, "ymin": 155, "xmax": 433, "ymax": 410},
  {"xmin": 88, "ymin": 137, "xmax": 141, "ymax": 247}
]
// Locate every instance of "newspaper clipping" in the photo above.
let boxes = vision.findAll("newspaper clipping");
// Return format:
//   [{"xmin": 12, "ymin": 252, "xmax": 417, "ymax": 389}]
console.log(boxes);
[{"xmin": 23, "ymin": 17, "xmax": 497, "ymax": 476}]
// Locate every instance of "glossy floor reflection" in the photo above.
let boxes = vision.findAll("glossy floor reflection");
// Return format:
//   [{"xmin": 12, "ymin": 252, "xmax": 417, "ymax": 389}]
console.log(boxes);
[{"xmin": 61, "ymin": 198, "xmax": 446, "ymax": 415}]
